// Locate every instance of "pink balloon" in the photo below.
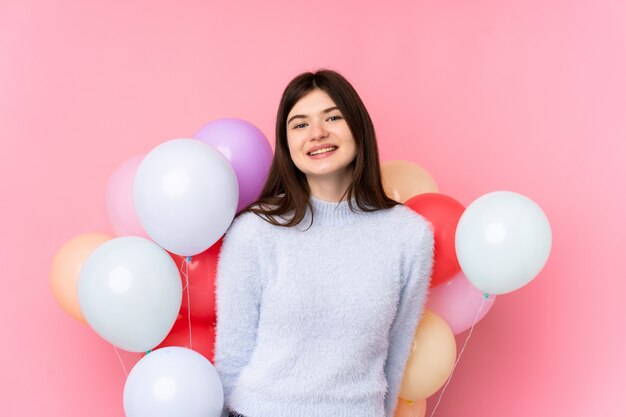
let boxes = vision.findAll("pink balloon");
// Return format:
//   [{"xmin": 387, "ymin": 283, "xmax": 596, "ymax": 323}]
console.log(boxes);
[
  {"xmin": 194, "ymin": 118, "xmax": 273, "ymax": 212},
  {"xmin": 426, "ymin": 272, "xmax": 496, "ymax": 335},
  {"xmin": 105, "ymin": 155, "xmax": 149, "ymax": 238}
]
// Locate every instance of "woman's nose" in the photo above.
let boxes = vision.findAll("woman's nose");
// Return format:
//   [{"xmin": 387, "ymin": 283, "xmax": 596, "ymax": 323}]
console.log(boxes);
[{"xmin": 309, "ymin": 122, "xmax": 328, "ymax": 140}]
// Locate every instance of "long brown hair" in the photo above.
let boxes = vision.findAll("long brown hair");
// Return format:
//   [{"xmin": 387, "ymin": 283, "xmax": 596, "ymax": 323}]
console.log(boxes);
[{"xmin": 244, "ymin": 69, "xmax": 398, "ymax": 227}]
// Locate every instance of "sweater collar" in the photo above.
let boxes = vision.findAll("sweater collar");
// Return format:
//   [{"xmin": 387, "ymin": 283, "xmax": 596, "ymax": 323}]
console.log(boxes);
[{"xmin": 306, "ymin": 195, "xmax": 364, "ymax": 226}]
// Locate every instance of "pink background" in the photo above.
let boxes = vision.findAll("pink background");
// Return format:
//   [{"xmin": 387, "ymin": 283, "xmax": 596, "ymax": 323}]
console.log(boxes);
[{"xmin": 1, "ymin": 1, "xmax": 624, "ymax": 416}]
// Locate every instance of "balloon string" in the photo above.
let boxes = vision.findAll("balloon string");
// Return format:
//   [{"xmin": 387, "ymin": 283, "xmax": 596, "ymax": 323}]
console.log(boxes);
[
  {"xmin": 180, "ymin": 256, "xmax": 193, "ymax": 349},
  {"xmin": 401, "ymin": 398, "xmax": 420, "ymax": 417},
  {"xmin": 180, "ymin": 258, "xmax": 189, "ymax": 291},
  {"xmin": 428, "ymin": 293, "xmax": 490, "ymax": 417},
  {"xmin": 411, "ymin": 400, "xmax": 419, "ymax": 417},
  {"xmin": 113, "ymin": 345, "xmax": 128, "ymax": 377}
]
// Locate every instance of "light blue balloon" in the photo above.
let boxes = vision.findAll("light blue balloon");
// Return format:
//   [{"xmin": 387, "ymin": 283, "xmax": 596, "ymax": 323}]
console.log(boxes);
[
  {"xmin": 455, "ymin": 191, "xmax": 552, "ymax": 295},
  {"xmin": 124, "ymin": 347, "xmax": 224, "ymax": 417},
  {"xmin": 78, "ymin": 237, "xmax": 182, "ymax": 352}
]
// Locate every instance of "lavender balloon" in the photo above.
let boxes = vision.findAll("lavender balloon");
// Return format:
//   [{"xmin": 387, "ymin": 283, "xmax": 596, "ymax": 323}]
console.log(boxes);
[
  {"xmin": 124, "ymin": 347, "xmax": 224, "ymax": 417},
  {"xmin": 194, "ymin": 118, "xmax": 273, "ymax": 212},
  {"xmin": 134, "ymin": 139, "xmax": 238, "ymax": 256}
]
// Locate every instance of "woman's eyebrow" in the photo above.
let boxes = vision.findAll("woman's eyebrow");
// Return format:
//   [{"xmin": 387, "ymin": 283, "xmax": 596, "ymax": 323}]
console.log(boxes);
[{"xmin": 287, "ymin": 107, "xmax": 340, "ymax": 125}]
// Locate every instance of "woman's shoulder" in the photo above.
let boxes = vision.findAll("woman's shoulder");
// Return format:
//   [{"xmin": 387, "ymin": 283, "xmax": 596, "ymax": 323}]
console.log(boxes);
[
  {"xmin": 227, "ymin": 210, "xmax": 270, "ymax": 237},
  {"xmin": 219, "ymin": 211, "xmax": 274, "ymax": 259},
  {"xmin": 382, "ymin": 204, "xmax": 434, "ymax": 248},
  {"xmin": 384, "ymin": 203, "xmax": 432, "ymax": 229}
]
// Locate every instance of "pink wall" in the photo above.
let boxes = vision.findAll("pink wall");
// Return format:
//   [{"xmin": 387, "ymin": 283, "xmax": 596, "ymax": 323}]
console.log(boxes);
[{"xmin": 1, "ymin": 0, "xmax": 624, "ymax": 416}]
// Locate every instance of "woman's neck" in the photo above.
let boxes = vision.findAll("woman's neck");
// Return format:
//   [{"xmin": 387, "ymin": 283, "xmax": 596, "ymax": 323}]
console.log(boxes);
[{"xmin": 306, "ymin": 170, "xmax": 353, "ymax": 202}]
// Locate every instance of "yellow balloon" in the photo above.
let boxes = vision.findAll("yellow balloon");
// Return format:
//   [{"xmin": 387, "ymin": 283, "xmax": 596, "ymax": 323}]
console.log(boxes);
[
  {"xmin": 50, "ymin": 233, "xmax": 112, "ymax": 323},
  {"xmin": 381, "ymin": 160, "xmax": 438, "ymax": 203},
  {"xmin": 399, "ymin": 310, "xmax": 457, "ymax": 399},
  {"xmin": 394, "ymin": 397, "xmax": 427, "ymax": 417}
]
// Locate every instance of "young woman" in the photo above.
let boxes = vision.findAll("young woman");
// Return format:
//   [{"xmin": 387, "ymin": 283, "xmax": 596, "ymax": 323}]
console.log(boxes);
[{"xmin": 214, "ymin": 69, "xmax": 435, "ymax": 417}]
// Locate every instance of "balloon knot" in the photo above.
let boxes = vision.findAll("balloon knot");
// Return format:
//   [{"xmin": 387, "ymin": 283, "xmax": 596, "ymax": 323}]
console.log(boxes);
[
  {"xmin": 186, "ymin": 256, "xmax": 192, "ymax": 262},
  {"xmin": 483, "ymin": 293, "xmax": 490, "ymax": 299}
]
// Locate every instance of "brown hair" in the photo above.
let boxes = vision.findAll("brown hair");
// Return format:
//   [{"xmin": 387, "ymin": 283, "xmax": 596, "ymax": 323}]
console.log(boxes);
[{"xmin": 243, "ymin": 69, "xmax": 398, "ymax": 227}]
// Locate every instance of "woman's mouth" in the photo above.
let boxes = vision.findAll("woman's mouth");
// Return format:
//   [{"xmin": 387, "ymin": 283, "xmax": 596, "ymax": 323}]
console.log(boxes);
[{"xmin": 308, "ymin": 146, "xmax": 338, "ymax": 157}]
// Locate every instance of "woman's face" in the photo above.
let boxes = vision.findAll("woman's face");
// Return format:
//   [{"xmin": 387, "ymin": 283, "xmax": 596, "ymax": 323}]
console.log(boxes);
[{"xmin": 285, "ymin": 89, "xmax": 357, "ymax": 184}]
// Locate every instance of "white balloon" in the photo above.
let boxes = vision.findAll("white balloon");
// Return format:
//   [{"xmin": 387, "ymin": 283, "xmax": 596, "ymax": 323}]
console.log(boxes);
[
  {"xmin": 78, "ymin": 237, "xmax": 182, "ymax": 352},
  {"xmin": 455, "ymin": 191, "xmax": 552, "ymax": 295},
  {"xmin": 124, "ymin": 347, "xmax": 224, "ymax": 417},
  {"xmin": 134, "ymin": 138, "xmax": 239, "ymax": 256}
]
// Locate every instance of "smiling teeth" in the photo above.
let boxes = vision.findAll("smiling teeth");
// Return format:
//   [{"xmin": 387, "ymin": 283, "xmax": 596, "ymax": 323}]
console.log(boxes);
[{"xmin": 309, "ymin": 147, "xmax": 337, "ymax": 156}]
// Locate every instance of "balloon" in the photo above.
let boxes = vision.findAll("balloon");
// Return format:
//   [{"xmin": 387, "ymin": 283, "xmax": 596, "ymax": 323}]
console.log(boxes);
[
  {"xmin": 399, "ymin": 310, "xmax": 456, "ymax": 400},
  {"xmin": 134, "ymin": 138, "xmax": 238, "ymax": 256},
  {"xmin": 124, "ymin": 347, "xmax": 223, "ymax": 417},
  {"xmin": 171, "ymin": 238, "xmax": 222, "ymax": 322},
  {"xmin": 455, "ymin": 191, "xmax": 552, "ymax": 295},
  {"xmin": 78, "ymin": 237, "xmax": 182, "ymax": 352},
  {"xmin": 194, "ymin": 118, "xmax": 273, "ymax": 213},
  {"xmin": 405, "ymin": 193, "xmax": 464, "ymax": 287},
  {"xmin": 426, "ymin": 272, "xmax": 496, "ymax": 335},
  {"xmin": 105, "ymin": 154, "xmax": 149, "ymax": 238},
  {"xmin": 155, "ymin": 318, "xmax": 216, "ymax": 362},
  {"xmin": 381, "ymin": 160, "xmax": 438, "ymax": 203},
  {"xmin": 394, "ymin": 398, "xmax": 427, "ymax": 417},
  {"xmin": 50, "ymin": 233, "xmax": 112, "ymax": 323}
]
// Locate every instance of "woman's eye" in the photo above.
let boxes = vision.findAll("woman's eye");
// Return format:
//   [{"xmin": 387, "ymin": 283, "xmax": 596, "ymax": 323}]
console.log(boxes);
[
  {"xmin": 328, "ymin": 115, "xmax": 343, "ymax": 122},
  {"xmin": 293, "ymin": 123, "xmax": 307, "ymax": 129}
]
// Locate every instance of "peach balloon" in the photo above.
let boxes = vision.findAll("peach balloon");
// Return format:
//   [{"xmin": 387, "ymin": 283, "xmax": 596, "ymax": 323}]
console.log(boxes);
[
  {"xmin": 399, "ymin": 310, "xmax": 457, "ymax": 400},
  {"xmin": 381, "ymin": 160, "xmax": 439, "ymax": 203},
  {"xmin": 50, "ymin": 233, "xmax": 112, "ymax": 323},
  {"xmin": 394, "ymin": 397, "xmax": 427, "ymax": 417}
]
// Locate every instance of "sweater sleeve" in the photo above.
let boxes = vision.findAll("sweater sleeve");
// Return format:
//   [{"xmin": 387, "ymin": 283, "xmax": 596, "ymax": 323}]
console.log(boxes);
[
  {"xmin": 213, "ymin": 214, "xmax": 264, "ymax": 416},
  {"xmin": 383, "ymin": 219, "xmax": 435, "ymax": 417}
]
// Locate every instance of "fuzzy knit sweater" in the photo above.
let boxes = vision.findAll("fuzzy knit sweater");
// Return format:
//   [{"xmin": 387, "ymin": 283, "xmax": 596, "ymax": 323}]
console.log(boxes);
[{"xmin": 214, "ymin": 196, "xmax": 434, "ymax": 417}]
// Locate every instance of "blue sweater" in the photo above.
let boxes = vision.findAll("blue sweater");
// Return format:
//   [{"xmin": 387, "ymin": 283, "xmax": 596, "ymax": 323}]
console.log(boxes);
[{"xmin": 214, "ymin": 196, "xmax": 434, "ymax": 417}]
